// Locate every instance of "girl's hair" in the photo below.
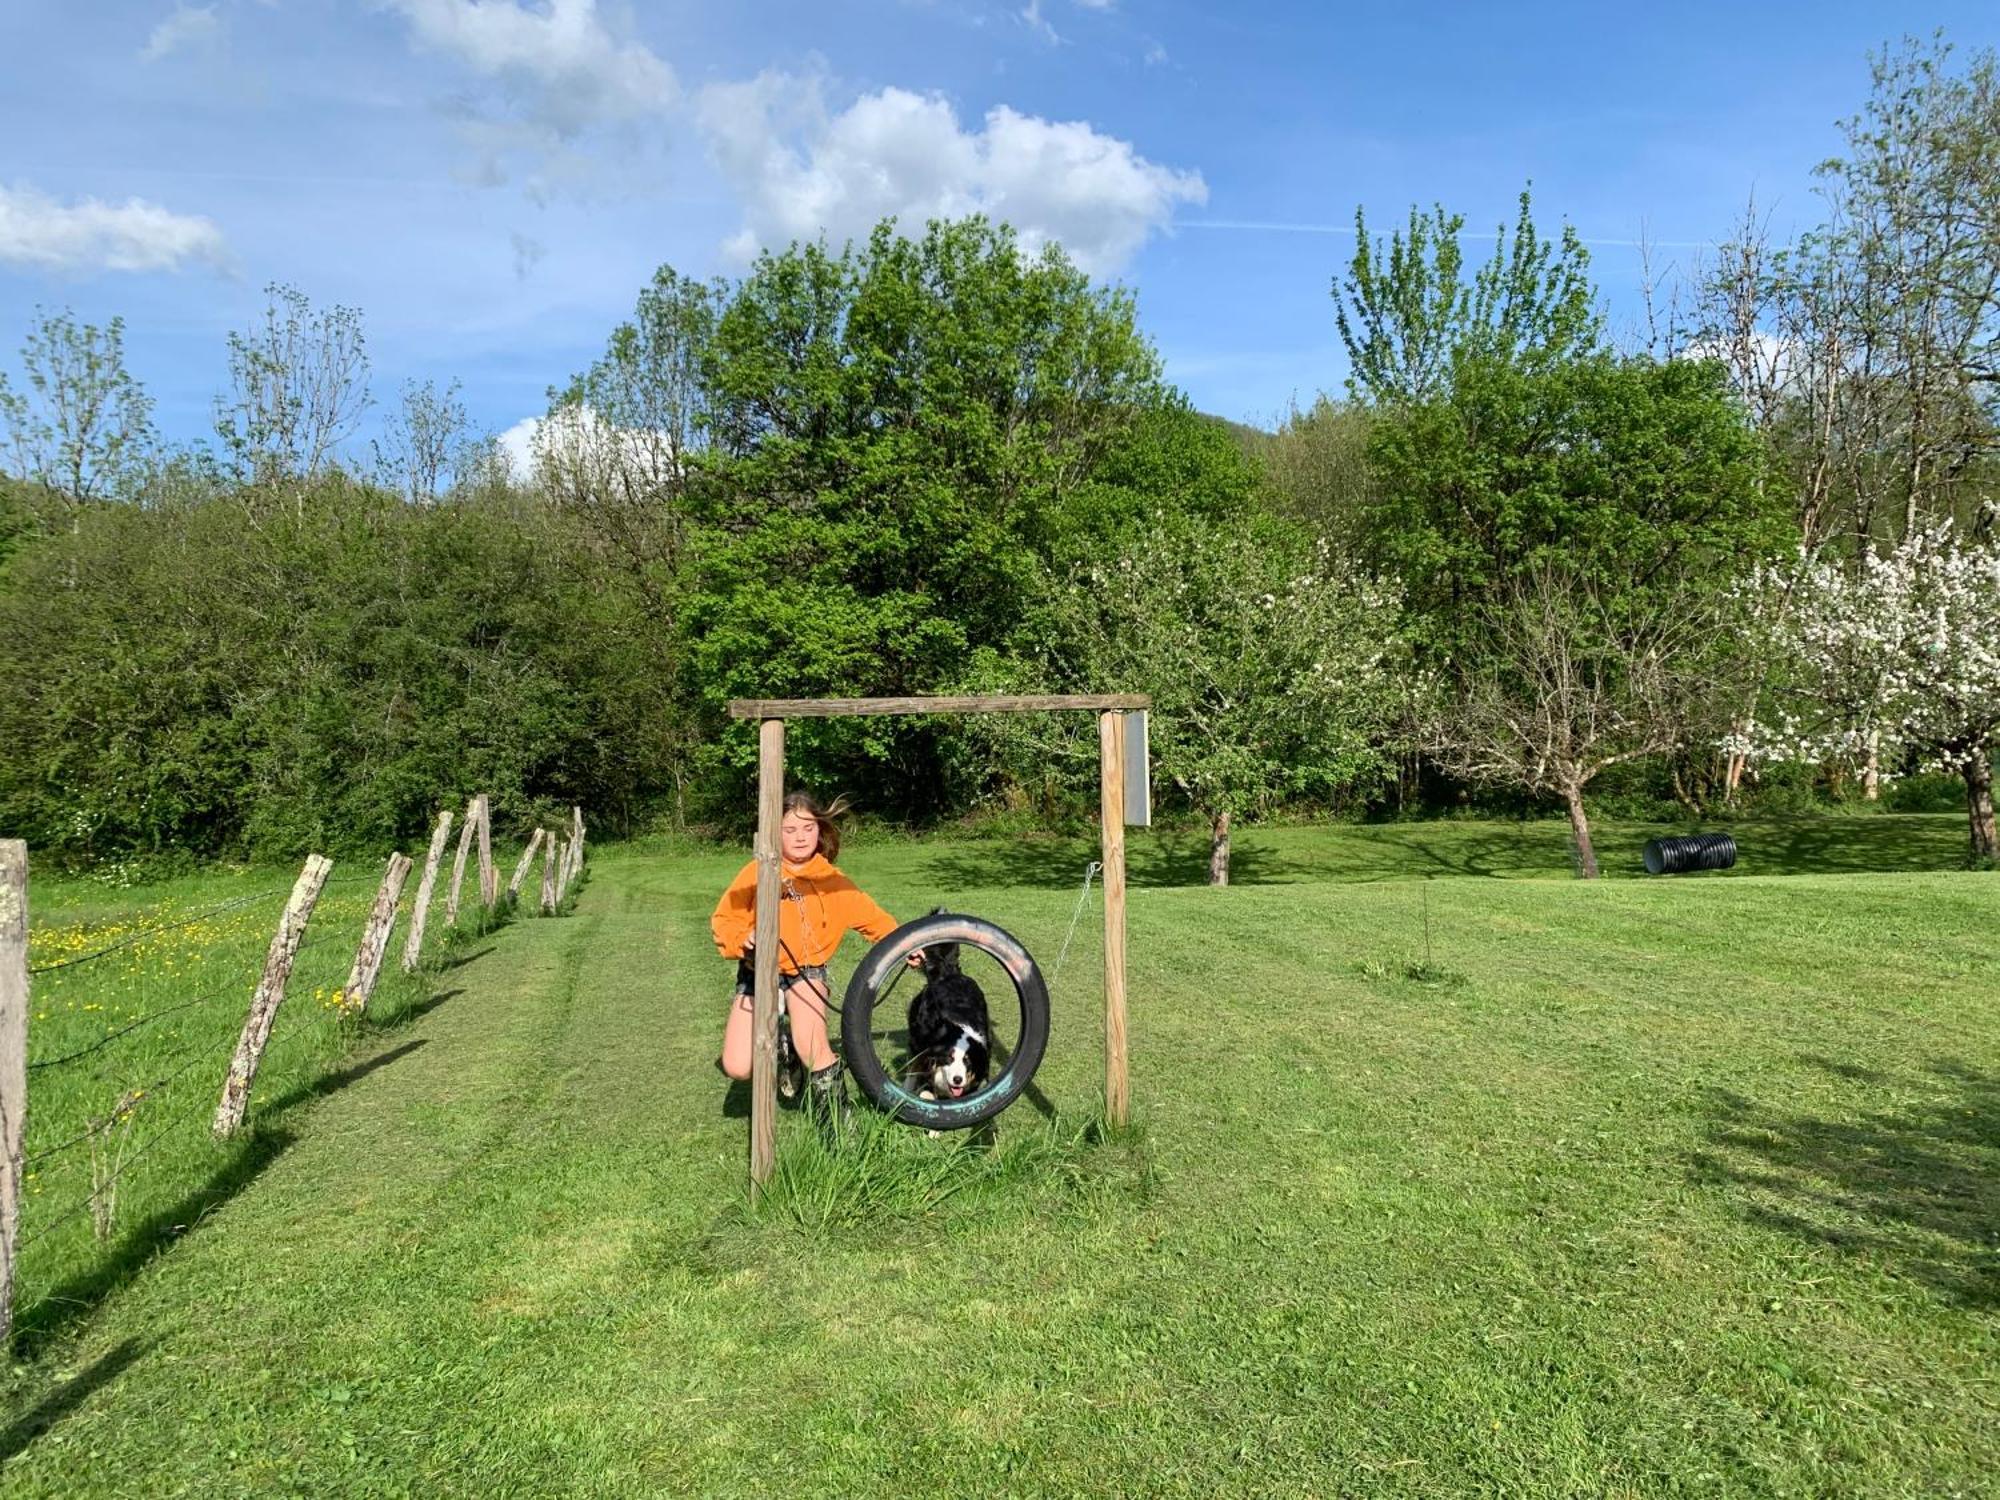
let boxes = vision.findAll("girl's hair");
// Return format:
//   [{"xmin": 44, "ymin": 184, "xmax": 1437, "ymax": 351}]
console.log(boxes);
[{"xmin": 783, "ymin": 791, "xmax": 850, "ymax": 863}]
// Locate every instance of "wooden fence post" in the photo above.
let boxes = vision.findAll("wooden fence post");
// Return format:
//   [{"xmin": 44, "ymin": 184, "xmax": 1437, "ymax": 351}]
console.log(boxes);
[
  {"xmin": 345, "ymin": 853, "xmax": 413, "ymax": 1015},
  {"xmin": 1099, "ymin": 711, "xmax": 1130, "ymax": 1129},
  {"xmin": 750, "ymin": 718, "xmax": 784, "ymax": 1194},
  {"xmin": 570, "ymin": 806, "xmax": 585, "ymax": 884},
  {"xmin": 0, "ymin": 842, "xmax": 28, "ymax": 1347},
  {"xmin": 475, "ymin": 794, "xmax": 496, "ymax": 909},
  {"xmin": 215, "ymin": 854, "xmax": 333, "ymax": 1139},
  {"xmin": 508, "ymin": 828, "xmax": 545, "ymax": 901},
  {"xmin": 539, "ymin": 832, "xmax": 558, "ymax": 916},
  {"xmin": 443, "ymin": 795, "xmax": 477, "ymax": 928},
  {"xmin": 401, "ymin": 809, "xmax": 454, "ymax": 974}
]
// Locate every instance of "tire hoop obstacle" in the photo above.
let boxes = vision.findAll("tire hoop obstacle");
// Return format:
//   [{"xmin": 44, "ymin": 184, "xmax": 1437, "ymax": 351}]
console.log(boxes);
[{"xmin": 841, "ymin": 912, "xmax": 1051, "ymax": 1132}]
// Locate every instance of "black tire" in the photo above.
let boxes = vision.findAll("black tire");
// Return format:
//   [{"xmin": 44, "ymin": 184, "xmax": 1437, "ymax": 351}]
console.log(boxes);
[{"xmin": 841, "ymin": 912, "xmax": 1050, "ymax": 1132}]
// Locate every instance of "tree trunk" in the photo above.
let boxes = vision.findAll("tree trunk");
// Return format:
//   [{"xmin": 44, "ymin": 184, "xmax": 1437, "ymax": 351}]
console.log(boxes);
[
  {"xmin": 1208, "ymin": 809, "xmax": 1231, "ymax": 887},
  {"xmin": 1564, "ymin": 788, "xmax": 1601, "ymax": 880},
  {"xmin": 1966, "ymin": 750, "xmax": 1997, "ymax": 865},
  {"xmin": 1863, "ymin": 728, "xmax": 1881, "ymax": 803}
]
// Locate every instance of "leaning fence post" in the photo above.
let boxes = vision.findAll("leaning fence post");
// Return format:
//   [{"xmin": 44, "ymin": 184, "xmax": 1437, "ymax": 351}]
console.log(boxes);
[
  {"xmin": 443, "ymin": 795, "xmax": 478, "ymax": 929},
  {"xmin": 1, "ymin": 841, "xmax": 29, "ymax": 1346},
  {"xmin": 508, "ymin": 828, "xmax": 546, "ymax": 901},
  {"xmin": 540, "ymin": 832, "xmax": 559, "ymax": 916},
  {"xmin": 401, "ymin": 808, "xmax": 454, "ymax": 974},
  {"xmin": 475, "ymin": 794, "xmax": 496, "ymax": 909},
  {"xmin": 215, "ymin": 854, "xmax": 333, "ymax": 1139},
  {"xmin": 346, "ymin": 853, "xmax": 413, "ymax": 1015}
]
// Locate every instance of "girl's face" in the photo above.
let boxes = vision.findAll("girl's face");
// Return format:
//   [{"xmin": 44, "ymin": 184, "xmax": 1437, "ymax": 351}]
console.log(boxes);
[{"xmin": 780, "ymin": 811, "xmax": 821, "ymax": 864}]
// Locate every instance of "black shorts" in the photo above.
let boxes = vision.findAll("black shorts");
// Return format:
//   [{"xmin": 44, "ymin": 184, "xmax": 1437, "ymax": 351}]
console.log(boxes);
[{"xmin": 733, "ymin": 961, "xmax": 830, "ymax": 999}]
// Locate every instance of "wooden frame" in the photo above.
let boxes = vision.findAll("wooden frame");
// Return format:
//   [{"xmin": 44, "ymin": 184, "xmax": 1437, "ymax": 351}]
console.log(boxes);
[{"xmin": 726, "ymin": 693, "xmax": 1148, "ymax": 1194}]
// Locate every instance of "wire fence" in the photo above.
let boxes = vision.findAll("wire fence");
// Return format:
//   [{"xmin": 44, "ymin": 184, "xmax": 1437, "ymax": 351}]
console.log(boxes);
[
  {"xmin": 26, "ymin": 885, "xmax": 292, "ymax": 976},
  {"xmin": 3, "ymin": 801, "xmax": 588, "ymax": 1343},
  {"xmin": 26, "ymin": 988, "xmax": 250, "ymax": 1073}
]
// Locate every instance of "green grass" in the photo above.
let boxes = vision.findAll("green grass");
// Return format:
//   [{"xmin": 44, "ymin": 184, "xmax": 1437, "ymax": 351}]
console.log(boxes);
[
  {"xmin": 2, "ymin": 817, "xmax": 1995, "ymax": 1497},
  {"xmin": 8, "ymin": 855, "xmax": 545, "ymax": 1356}
]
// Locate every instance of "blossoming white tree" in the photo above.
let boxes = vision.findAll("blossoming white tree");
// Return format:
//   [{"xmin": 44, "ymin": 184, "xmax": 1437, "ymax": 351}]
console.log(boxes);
[{"xmin": 1737, "ymin": 525, "xmax": 2000, "ymax": 862}]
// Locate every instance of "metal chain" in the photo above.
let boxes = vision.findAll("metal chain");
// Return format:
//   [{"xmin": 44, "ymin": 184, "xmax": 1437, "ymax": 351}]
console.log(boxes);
[{"xmin": 1047, "ymin": 861, "xmax": 1102, "ymax": 991}]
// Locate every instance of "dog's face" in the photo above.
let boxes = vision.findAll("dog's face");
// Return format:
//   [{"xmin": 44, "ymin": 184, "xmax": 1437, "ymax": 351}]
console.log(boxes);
[
  {"xmin": 927, "ymin": 1022, "xmax": 989, "ymax": 1099},
  {"xmin": 918, "ymin": 939, "xmax": 962, "ymax": 977}
]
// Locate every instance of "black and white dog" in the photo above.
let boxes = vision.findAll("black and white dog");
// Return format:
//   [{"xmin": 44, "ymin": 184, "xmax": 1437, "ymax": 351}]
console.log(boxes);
[{"xmin": 907, "ymin": 919, "xmax": 992, "ymax": 1102}]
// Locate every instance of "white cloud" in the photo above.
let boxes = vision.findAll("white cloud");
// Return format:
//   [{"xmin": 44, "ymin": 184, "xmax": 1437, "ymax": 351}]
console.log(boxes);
[
  {"xmin": 142, "ymin": 4, "xmax": 221, "ymax": 62},
  {"xmin": 1020, "ymin": 0, "xmax": 1060, "ymax": 44},
  {"xmin": 0, "ymin": 183, "xmax": 231, "ymax": 275},
  {"xmin": 696, "ymin": 76, "xmax": 1205, "ymax": 276},
  {"xmin": 497, "ymin": 403, "xmax": 673, "ymax": 483},
  {"xmin": 381, "ymin": 0, "xmax": 676, "ymax": 136},
  {"xmin": 496, "ymin": 412, "xmax": 542, "ymax": 477}
]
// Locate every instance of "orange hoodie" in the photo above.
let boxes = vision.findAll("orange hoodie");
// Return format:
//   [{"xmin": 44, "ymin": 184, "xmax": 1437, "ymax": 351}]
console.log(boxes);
[{"xmin": 710, "ymin": 854, "xmax": 899, "ymax": 973}]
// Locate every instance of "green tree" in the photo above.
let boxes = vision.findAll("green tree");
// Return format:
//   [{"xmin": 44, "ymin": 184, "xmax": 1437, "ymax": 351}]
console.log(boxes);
[
  {"xmin": 0, "ymin": 307, "xmax": 156, "ymax": 515},
  {"xmin": 680, "ymin": 217, "xmax": 1168, "ymax": 818},
  {"xmin": 1029, "ymin": 512, "xmax": 1406, "ymax": 883},
  {"xmin": 1334, "ymin": 190, "xmax": 1599, "ymax": 408},
  {"xmin": 214, "ymin": 283, "xmax": 371, "ymax": 488},
  {"xmin": 1428, "ymin": 560, "xmax": 1736, "ymax": 877},
  {"xmin": 1360, "ymin": 354, "xmax": 1780, "ymax": 662}
]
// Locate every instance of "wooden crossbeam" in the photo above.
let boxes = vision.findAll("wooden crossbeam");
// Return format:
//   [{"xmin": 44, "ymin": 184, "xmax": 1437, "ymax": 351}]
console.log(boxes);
[{"xmin": 728, "ymin": 693, "xmax": 1148, "ymax": 719}]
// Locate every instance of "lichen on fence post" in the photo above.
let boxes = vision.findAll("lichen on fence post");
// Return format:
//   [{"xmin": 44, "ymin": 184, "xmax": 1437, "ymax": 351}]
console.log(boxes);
[
  {"xmin": 401, "ymin": 808, "xmax": 454, "ymax": 974},
  {"xmin": 475, "ymin": 794, "xmax": 497, "ymax": 909},
  {"xmin": 540, "ymin": 832, "xmax": 559, "ymax": 916},
  {"xmin": 443, "ymin": 795, "xmax": 478, "ymax": 929},
  {"xmin": 214, "ymin": 853, "xmax": 333, "ymax": 1139},
  {"xmin": 0, "ymin": 841, "xmax": 29, "ymax": 1345},
  {"xmin": 346, "ymin": 853, "xmax": 414, "ymax": 1015},
  {"xmin": 509, "ymin": 828, "xmax": 545, "ymax": 902}
]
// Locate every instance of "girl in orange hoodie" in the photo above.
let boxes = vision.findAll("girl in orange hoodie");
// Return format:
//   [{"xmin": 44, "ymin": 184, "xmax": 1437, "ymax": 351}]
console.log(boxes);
[{"xmin": 711, "ymin": 792, "xmax": 902, "ymax": 1117}]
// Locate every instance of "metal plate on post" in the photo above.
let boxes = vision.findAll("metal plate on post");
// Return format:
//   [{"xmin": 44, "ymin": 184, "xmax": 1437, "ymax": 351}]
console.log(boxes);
[{"xmin": 1123, "ymin": 709, "xmax": 1151, "ymax": 827}]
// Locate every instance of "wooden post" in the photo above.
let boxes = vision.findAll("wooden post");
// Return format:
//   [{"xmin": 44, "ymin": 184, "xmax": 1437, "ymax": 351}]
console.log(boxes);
[
  {"xmin": 214, "ymin": 853, "xmax": 332, "ymax": 1138},
  {"xmin": 750, "ymin": 718, "xmax": 784, "ymax": 1194},
  {"xmin": 509, "ymin": 828, "xmax": 546, "ymax": 900},
  {"xmin": 443, "ymin": 795, "xmax": 477, "ymax": 929},
  {"xmin": 401, "ymin": 808, "xmax": 454, "ymax": 974},
  {"xmin": 0, "ymin": 841, "xmax": 28, "ymax": 1346},
  {"xmin": 475, "ymin": 793, "xmax": 496, "ymax": 908},
  {"xmin": 345, "ymin": 853, "xmax": 413, "ymax": 1015},
  {"xmin": 539, "ymin": 832, "xmax": 558, "ymax": 916},
  {"xmin": 1099, "ymin": 711, "xmax": 1130, "ymax": 1129},
  {"xmin": 571, "ymin": 805, "xmax": 585, "ymax": 876}
]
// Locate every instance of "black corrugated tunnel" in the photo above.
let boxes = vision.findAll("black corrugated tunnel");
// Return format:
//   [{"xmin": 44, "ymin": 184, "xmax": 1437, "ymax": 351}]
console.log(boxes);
[{"xmin": 1644, "ymin": 833, "xmax": 1738, "ymax": 875}]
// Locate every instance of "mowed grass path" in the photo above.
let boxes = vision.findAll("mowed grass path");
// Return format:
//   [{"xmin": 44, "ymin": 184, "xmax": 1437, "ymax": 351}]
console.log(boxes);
[{"xmin": 3, "ymin": 820, "xmax": 1996, "ymax": 1496}]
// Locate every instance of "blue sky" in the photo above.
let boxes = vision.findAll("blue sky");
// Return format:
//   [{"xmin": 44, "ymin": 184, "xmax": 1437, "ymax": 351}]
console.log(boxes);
[{"xmin": 4, "ymin": 0, "xmax": 1998, "ymax": 464}]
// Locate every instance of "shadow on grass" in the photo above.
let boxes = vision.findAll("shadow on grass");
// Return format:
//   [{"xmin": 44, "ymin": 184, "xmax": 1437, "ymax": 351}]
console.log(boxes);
[
  {"xmin": 920, "ymin": 834, "xmax": 1323, "ymax": 891},
  {"xmin": 1692, "ymin": 1058, "xmax": 2000, "ymax": 1307},
  {"xmin": 915, "ymin": 814, "xmax": 1973, "ymax": 889},
  {"xmin": 378, "ymin": 987, "xmax": 461, "ymax": 1028},
  {"xmin": 260, "ymin": 1038, "xmax": 429, "ymax": 1115},
  {"xmin": 10, "ymin": 1038, "xmax": 432, "ymax": 1358},
  {"xmin": 11, "ymin": 1127, "xmax": 296, "ymax": 1357},
  {"xmin": 0, "ymin": 1337, "xmax": 148, "ymax": 1461}
]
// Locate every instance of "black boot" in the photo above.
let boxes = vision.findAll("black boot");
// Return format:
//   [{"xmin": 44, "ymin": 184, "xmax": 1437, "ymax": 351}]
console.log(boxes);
[
  {"xmin": 808, "ymin": 1060, "xmax": 850, "ymax": 1138},
  {"xmin": 777, "ymin": 1027, "xmax": 804, "ymax": 1102}
]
